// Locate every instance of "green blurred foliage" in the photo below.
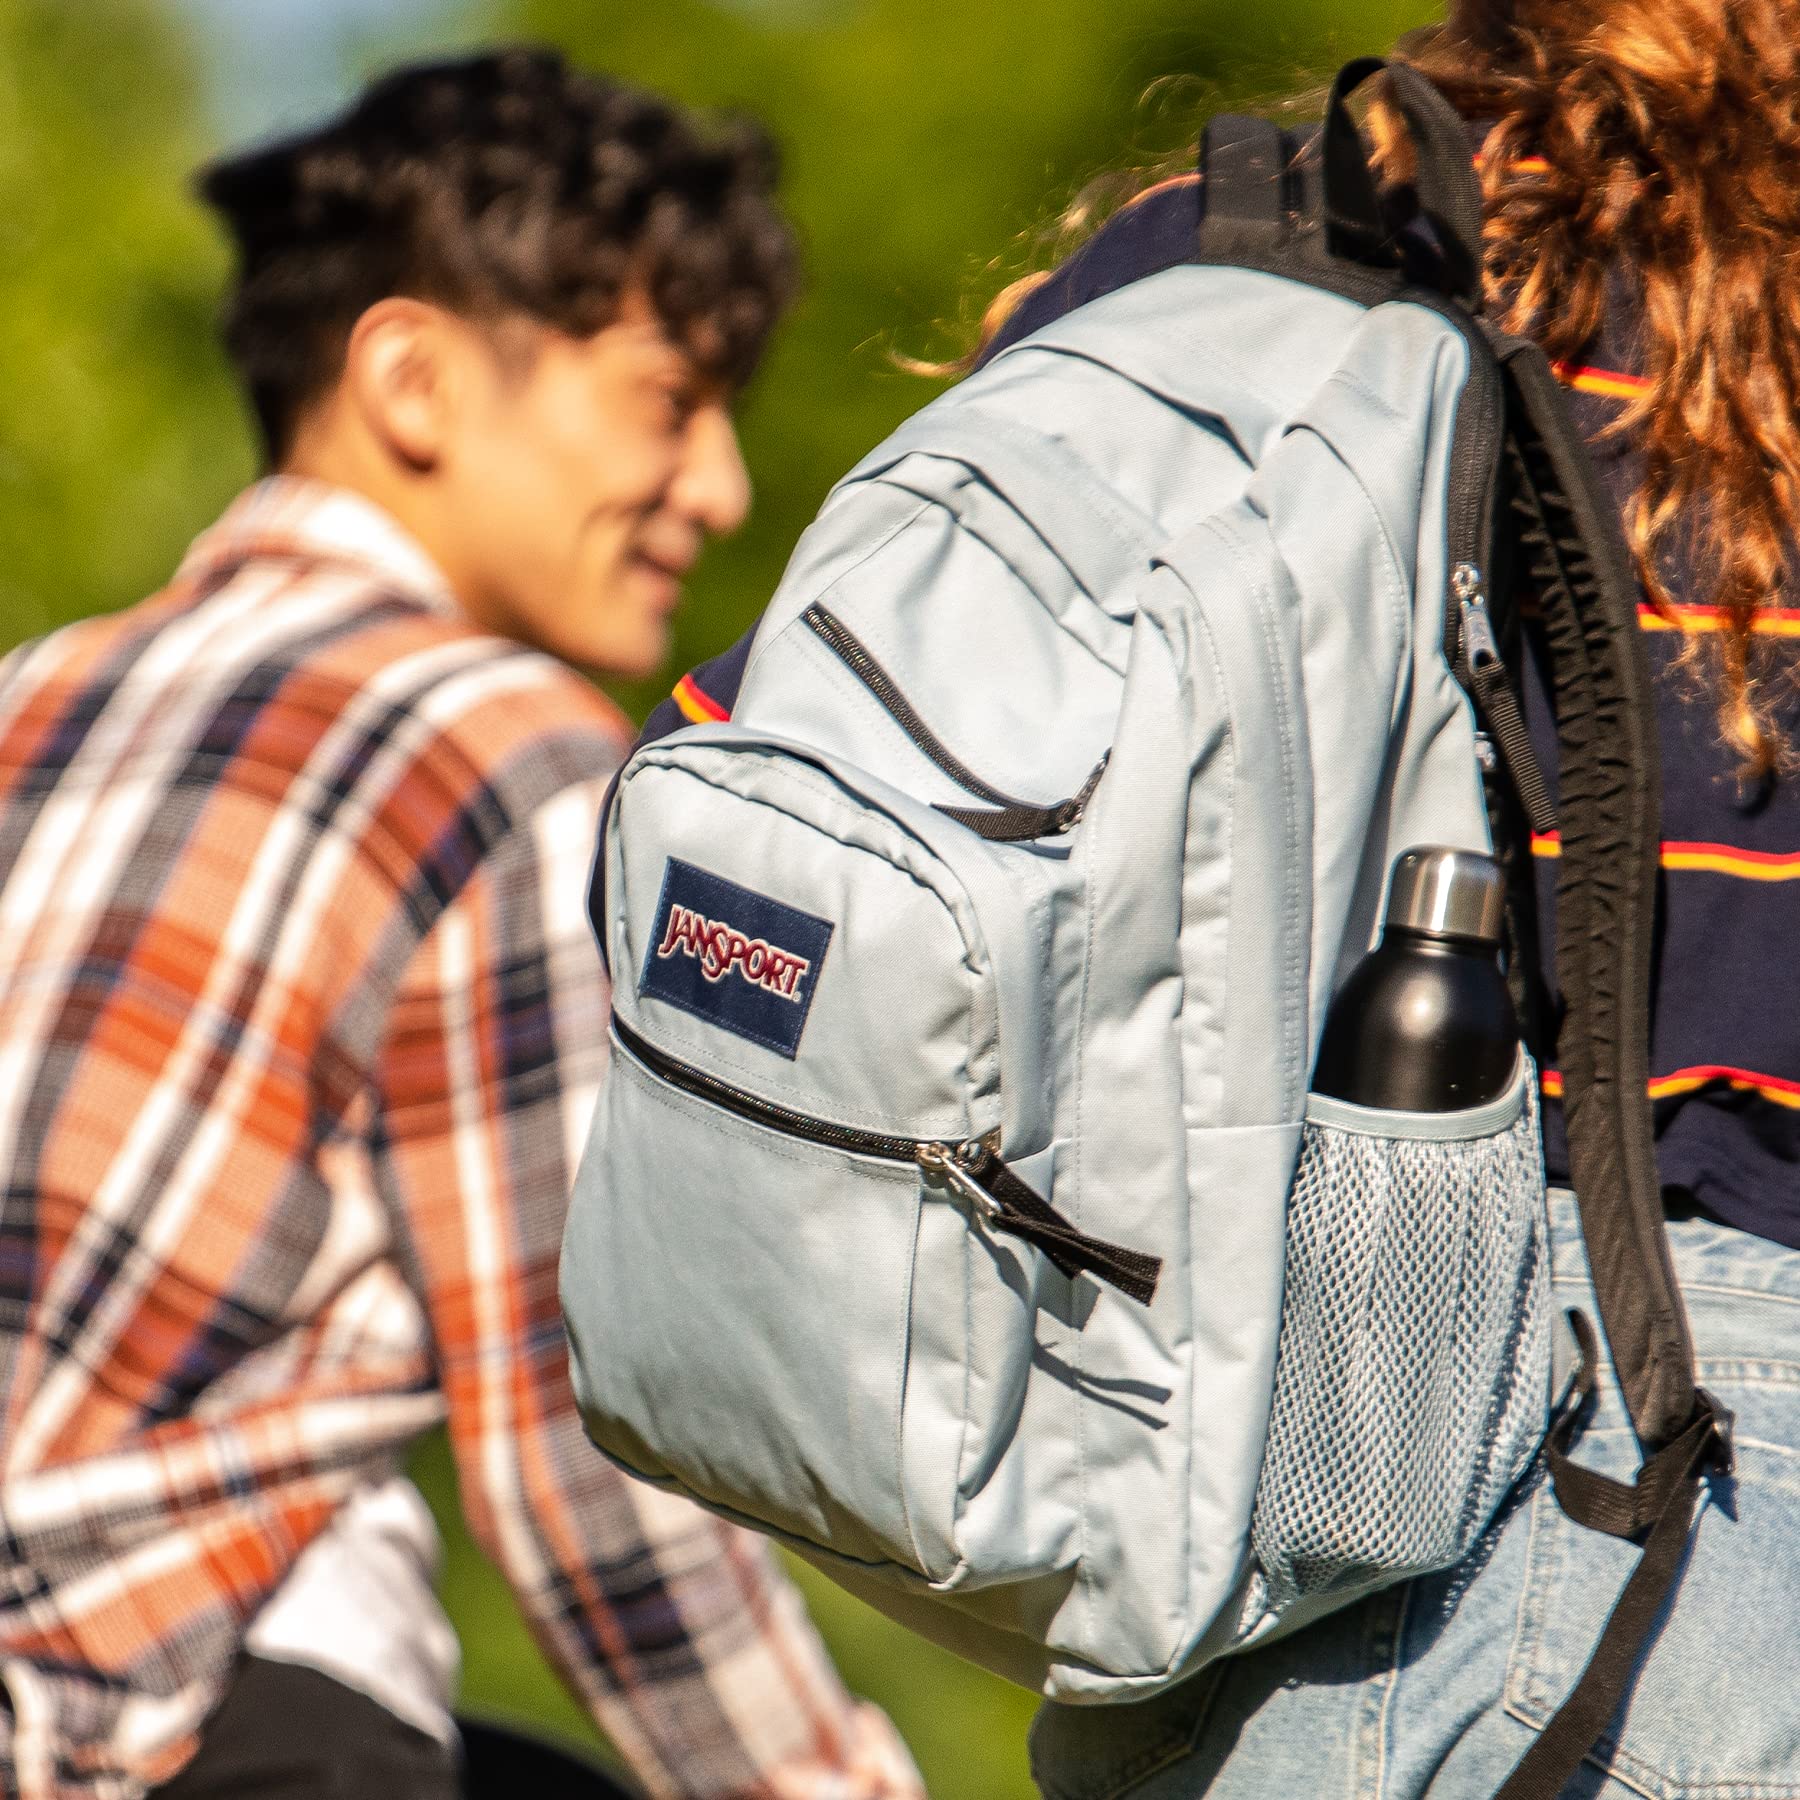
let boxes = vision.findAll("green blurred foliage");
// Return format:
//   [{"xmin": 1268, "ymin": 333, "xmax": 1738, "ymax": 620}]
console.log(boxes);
[
  {"xmin": 0, "ymin": 0, "xmax": 252, "ymax": 648},
  {"xmin": 0, "ymin": 0, "xmax": 1439, "ymax": 1794}
]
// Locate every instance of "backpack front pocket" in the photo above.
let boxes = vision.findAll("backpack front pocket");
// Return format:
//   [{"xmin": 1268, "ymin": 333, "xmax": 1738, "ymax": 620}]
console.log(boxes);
[
  {"xmin": 1246, "ymin": 1059, "xmax": 1552, "ymax": 1621},
  {"xmin": 563, "ymin": 729, "xmax": 1157, "ymax": 1586}
]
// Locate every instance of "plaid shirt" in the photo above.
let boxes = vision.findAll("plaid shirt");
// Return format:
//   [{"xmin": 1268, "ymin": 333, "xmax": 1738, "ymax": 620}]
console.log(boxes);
[{"xmin": 0, "ymin": 480, "xmax": 924, "ymax": 1800}]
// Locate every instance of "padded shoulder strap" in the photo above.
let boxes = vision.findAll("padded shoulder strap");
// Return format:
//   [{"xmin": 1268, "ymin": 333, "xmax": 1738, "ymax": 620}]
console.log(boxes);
[
  {"xmin": 1483, "ymin": 300, "xmax": 1731, "ymax": 1800},
  {"xmin": 1497, "ymin": 333, "xmax": 1698, "ymax": 1450}
]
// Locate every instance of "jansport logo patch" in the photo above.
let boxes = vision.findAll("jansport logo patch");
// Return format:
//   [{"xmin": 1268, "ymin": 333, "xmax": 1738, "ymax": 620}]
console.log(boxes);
[
  {"xmin": 638, "ymin": 859, "xmax": 833, "ymax": 1058},
  {"xmin": 655, "ymin": 905, "xmax": 812, "ymax": 1000}
]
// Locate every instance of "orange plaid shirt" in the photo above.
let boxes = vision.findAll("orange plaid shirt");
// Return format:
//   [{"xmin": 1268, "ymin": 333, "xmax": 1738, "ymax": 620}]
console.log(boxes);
[{"xmin": 0, "ymin": 480, "xmax": 922, "ymax": 1800}]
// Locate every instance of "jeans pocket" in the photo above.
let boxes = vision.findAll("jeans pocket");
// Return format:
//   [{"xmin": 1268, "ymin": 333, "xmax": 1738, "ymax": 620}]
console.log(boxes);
[
  {"xmin": 1028, "ymin": 1664, "xmax": 1231, "ymax": 1800},
  {"xmin": 1505, "ymin": 1358, "xmax": 1800, "ymax": 1797}
]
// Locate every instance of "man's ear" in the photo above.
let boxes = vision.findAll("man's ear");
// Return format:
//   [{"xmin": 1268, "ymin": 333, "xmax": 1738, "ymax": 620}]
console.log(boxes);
[{"xmin": 342, "ymin": 298, "xmax": 462, "ymax": 471}]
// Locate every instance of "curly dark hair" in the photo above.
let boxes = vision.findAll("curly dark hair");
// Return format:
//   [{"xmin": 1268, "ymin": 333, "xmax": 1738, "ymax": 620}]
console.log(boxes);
[{"xmin": 197, "ymin": 48, "xmax": 800, "ymax": 462}]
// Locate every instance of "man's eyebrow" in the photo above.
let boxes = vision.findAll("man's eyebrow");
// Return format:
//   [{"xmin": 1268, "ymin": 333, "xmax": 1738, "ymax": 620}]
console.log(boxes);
[{"xmin": 627, "ymin": 328, "xmax": 702, "ymax": 372}]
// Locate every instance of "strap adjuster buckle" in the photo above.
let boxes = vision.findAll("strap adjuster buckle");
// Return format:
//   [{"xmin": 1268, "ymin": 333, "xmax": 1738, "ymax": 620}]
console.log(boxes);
[{"xmin": 1693, "ymin": 1385, "xmax": 1735, "ymax": 1479}]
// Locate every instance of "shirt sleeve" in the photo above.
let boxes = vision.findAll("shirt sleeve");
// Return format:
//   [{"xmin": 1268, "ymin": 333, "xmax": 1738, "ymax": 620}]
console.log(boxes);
[{"xmin": 369, "ymin": 774, "xmax": 926, "ymax": 1800}]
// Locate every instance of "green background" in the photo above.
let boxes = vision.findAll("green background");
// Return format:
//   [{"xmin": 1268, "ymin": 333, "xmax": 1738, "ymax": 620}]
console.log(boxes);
[{"xmin": 0, "ymin": 0, "xmax": 1436, "ymax": 1792}]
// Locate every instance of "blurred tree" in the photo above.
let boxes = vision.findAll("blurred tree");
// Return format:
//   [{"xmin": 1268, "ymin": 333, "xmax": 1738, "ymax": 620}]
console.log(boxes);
[{"xmin": 0, "ymin": 0, "xmax": 252, "ymax": 651}]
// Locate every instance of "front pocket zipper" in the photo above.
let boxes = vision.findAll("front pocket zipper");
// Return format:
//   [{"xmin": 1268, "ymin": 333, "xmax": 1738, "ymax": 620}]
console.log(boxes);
[
  {"xmin": 803, "ymin": 602, "xmax": 1108, "ymax": 842},
  {"xmin": 612, "ymin": 1013, "xmax": 1159, "ymax": 1305}
]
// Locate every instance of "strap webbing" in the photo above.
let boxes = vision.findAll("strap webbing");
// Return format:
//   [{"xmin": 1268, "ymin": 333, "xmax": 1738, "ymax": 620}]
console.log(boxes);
[
  {"xmin": 937, "ymin": 755, "xmax": 1108, "ymax": 843},
  {"xmin": 1499, "ymin": 338, "xmax": 1698, "ymax": 1449},
  {"xmin": 1469, "ymin": 663, "xmax": 1557, "ymax": 836},
  {"xmin": 1202, "ymin": 115, "xmax": 1286, "ymax": 228},
  {"xmin": 937, "ymin": 799, "xmax": 1074, "ymax": 841},
  {"xmin": 1196, "ymin": 113, "xmax": 1293, "ymax": 265},
  {"xmin": 1322, "ymin": 58, "xmax": 1483, "ymax": 296},
  {"xmin": 1321, "ymin": 61, "xmax": 1393, "ymax": 265},
  {"xmin": 979, "ymin": 1156, "xmax": 1162, "ymax": 1306},
  {"xmin": 1494, "ymin": 1315, "xmax": 1731, "ymax": 1799},
  {"xmin": 1492, "ymin": 341, "xmax": 1727, "ymax": 1797}
]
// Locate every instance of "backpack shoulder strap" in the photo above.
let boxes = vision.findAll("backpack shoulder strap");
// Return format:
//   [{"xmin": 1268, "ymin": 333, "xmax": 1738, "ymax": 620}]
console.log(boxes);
[
  {"xmin": 1209, "ymin": 49, "xmax": 1706, "ymax": 1464},
  {"xmin": 1194, "ymin": 58, "xmax": 1485, "ymax": 304},
  {"xmin": 1198, "ymin": 56, "xmax": 1734, "ymax": 1788},
  {"xmin": 1499, "ymin": 336, "xmax": 1694, "ymax": 1445},
  {"xmin": 1488, "ymin": 329, "xmax": 1734, "ymax": 1800},
  {"xmin": 1195, "ymin": 113, "xmax": 1291, "ymax": 264}
]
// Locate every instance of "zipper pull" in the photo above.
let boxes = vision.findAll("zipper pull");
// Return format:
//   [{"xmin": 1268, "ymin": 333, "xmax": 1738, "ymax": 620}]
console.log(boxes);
[
  {"xmin": 939, "ymin": 753, "xmax": 1110, "ymax": 844},
  {"xmin": 915, "ymin": 1139, "xmax": 1004, "ymax": 1223},
  {"xmin": 1051, "ymin": 752, "xmax": 1111, "ymax": 833},
  {"xmin": 917, "ymin": 1138, "xmax": 1161, "ymax": 1306},
  {"xmin": 1453, "ymin": 562, "xmax": 1501, "ymax": 673},
  {"xmin": 1449, "ymin": 563, "xmax": 1558, "ymax": 838}
]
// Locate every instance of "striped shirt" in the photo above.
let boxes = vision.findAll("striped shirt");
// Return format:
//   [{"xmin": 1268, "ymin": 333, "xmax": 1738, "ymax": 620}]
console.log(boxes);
[
  {"xmin": 1523, "ymin": 329, "xmax": 1800, "ymax": 1246},
  {"xmin": 0, "ymin": 480, "xmax": 923, "ymax": 1799}
]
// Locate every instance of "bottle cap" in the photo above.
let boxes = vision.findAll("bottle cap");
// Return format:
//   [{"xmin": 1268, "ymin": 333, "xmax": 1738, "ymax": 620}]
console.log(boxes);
[{"xmin": 1384, "ymin": 846, "xmax": 1505, "ymax": 944}]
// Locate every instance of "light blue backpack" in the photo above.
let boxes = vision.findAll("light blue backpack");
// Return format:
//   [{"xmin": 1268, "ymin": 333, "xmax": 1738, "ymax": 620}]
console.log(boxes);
[{"xmin": 562, "ymin": 62, "xmax": 1728, "ymax": 1796}]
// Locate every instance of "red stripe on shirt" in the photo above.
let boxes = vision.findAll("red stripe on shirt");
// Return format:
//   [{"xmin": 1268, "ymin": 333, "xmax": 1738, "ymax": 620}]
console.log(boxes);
[{"xmin": 672, "ymin": 671, "xmax": 730, "ymax": 723}]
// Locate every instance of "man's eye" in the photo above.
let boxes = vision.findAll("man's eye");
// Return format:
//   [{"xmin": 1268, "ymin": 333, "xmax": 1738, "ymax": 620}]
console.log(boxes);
[{"xmin": 650, "ymin": 380, "xmax": 699, "ymax": 425}]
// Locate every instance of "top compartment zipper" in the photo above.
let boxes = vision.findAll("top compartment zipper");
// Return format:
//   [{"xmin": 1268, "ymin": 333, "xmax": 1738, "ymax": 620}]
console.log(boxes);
[
  {"xmin": 1450, "ymin": 562, "xmax": 1557, "ymax": 837},
  {"xmin": 611, "ymin": 1012, "xmax": 1159, "ymax": 1305},
  {"xmin": 803, "ymin": 602, "xmax": 1107, "ymax": 841}
]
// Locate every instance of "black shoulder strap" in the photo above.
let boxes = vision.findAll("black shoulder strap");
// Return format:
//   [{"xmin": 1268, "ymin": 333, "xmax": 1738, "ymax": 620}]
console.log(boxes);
[
  {"xmin": 1498, "ymin": 336, "xmax": 1696, "ymax": 1447},
  {"xmin": 1337, "ymin": 56, "xmax": 1483, "ymax": 300},
  {"xmin": 1196, "ymin": 114, "xmax": 1290, "ymax": 263},
  {"xmin": 1197, "ymin": 55, "xmax": 1734, "ymax": 1793},
  {"xmin": 1195, "ymin": 58, "xmax": 1485, "ymax": 304},
  {"xmin": 1495, "ymin": 1317, "xmax": 1731, "ymax": 1799},
  {"xmin": 1486, "ymin": 330, "xmax": 1733, "ymax": 1797}
]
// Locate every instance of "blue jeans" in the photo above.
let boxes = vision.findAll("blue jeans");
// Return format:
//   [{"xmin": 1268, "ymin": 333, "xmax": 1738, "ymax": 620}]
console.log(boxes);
[{"xmin": 1030, "ymin": 1189, "xmax": 1800, "ymax": 1799}]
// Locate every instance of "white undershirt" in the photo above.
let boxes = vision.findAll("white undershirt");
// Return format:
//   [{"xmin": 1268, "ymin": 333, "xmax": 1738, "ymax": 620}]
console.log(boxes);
[{"xmin": 244, "ymin": 1477, "xmax": 461, "ymax": 1745}]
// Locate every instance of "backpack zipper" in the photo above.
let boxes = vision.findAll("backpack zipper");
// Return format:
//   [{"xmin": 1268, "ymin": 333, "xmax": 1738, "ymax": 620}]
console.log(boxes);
[
  {"xmin": 611, "ymin": 1013, "xmax": 1160, "ymax": 1305},
  {"xmin": 1452, "ymin": 561, "xmax": 1557, "ymax": 835},
  {"xmin": 1427, "ymin": 322, "xmax": 1560, "ymax": 834},
  {"xmin": 802, "ymin": 602, "xmax": 1106, "ymax": 840}
]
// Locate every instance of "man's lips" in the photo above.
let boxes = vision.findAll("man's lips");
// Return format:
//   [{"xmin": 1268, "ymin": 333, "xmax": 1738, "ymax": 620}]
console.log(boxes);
[{"xmin": 633, "ymin": 552, "xmax": 692, "ymax": 611}]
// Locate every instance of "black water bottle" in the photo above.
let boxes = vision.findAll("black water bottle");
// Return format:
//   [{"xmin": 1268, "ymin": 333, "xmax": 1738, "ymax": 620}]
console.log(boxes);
[{"xmin": 1311, "ymin": 846, "xmax": 1520, "ymax": 1112}]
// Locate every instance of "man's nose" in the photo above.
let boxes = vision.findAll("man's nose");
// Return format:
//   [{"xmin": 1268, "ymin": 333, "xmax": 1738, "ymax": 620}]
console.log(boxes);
[{"xmin": 676, "ymin": 406, "xmax": 752, "ymax": 538}]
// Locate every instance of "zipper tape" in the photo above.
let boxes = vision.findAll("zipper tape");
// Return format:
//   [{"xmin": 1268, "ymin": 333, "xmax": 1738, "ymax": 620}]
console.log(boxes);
[
  {"xmin": 613, "ymin": 1014, "xmax": 1160, "ymax": 1305},
  {"xmin": 1453, "ymin": 565, "xmax": 1558, "ymax": 836},
  {"xmin": 803, "ymin": 603, "xmax": 1107, "ymax": 841}
]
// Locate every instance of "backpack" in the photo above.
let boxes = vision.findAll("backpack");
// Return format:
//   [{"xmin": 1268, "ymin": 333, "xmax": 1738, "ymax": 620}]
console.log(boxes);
[{"xmin": 561, "ymin": 60, "xmax": 1730, "ymax": 1796}]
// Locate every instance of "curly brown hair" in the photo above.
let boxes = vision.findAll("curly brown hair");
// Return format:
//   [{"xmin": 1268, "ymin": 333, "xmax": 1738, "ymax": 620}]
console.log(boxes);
[
  {"xmin": 198, "ymin": 48, "xmax": 800, "ymax": 463},
  {"xmin": 1399, "ymin": 1, "xmax": 1800, "ymax": 780}
]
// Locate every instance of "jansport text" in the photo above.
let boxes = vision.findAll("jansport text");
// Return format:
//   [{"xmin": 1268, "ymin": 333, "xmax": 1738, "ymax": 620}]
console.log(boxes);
[{"xmin": 656, "ymin": 905, "xmax": 813, "ymax": 1000}]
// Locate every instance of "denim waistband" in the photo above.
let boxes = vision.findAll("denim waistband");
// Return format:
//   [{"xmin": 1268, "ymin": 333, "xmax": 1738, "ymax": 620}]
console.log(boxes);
[
  {"xmin": 1545, "ymin": 1182, "xmax": 1800, "ymax": 1404},
  {"xmin": 1547, "ymin": 1184, "xmax": 1800, "ymax": 1309}
]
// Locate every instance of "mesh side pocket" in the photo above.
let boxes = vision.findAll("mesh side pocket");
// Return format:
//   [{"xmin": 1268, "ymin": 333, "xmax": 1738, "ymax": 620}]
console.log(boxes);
[{"xmin": 1249, "ymin": 1066, "xmax": 1551, "ymax": 1614}]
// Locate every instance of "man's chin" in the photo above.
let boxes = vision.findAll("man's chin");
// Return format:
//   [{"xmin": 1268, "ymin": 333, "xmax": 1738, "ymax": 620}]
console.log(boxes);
[{"xmin": 578, "ymin": 617, "xmax": 672, "ymax": 684}]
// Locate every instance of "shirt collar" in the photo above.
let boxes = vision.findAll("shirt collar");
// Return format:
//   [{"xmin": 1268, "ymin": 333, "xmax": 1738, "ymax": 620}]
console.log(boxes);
[{"xmin": 176, "ymin": 476, "xmax": 461, "ymax": 617}]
